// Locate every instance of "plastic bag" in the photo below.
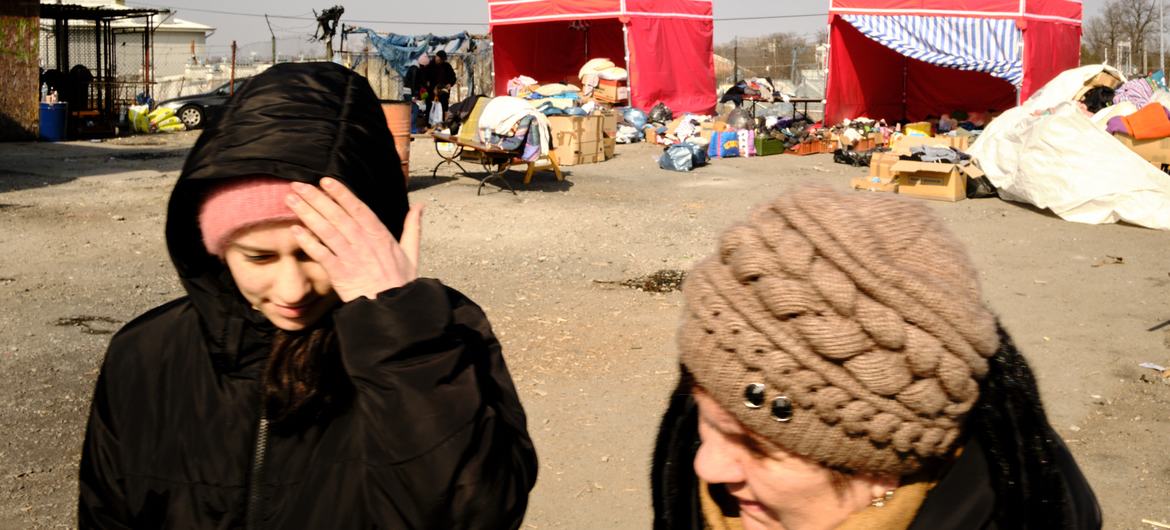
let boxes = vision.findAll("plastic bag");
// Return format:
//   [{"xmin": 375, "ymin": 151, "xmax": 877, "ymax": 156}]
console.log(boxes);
[
  {"xmin": 725, "ymin": 108, "xmax": 752, "ymax": 130},
  {"xmin": 156, "ymin": 116, "xmax": 183, "ymax": 130},
  {"xmin": 147, "ymin": 107, "xmax": 175, "ymax": 126},
  {"xmin": 707, "ymin": 131, "xmax": 740, "ymax": 158},
  {"xmin": 127, "ymin": 105, "xmax": 150, "ymax": 133},
  {"xmin": 683, "ymin": 141, "xmax": 709, "ymax": 167},
  {"xmin": 615, "ymin": 124, "xmax": 642, "ymax": 144},
  {"xmin": 621, "ymin": 107, "xmax": 648, "ymax": 130},
  {"xmin": 428, "ymin": 102, "xmax": 443, "ymax": 126},
  {"xmin": 659, "ymin": 143, "xmax": 708, "ymax": 172},
  {"xmin": 649, "ymin": 102, "xmax": 673, "ymax": 124},
  {"xmin": 659, "ymin": 143, "xmax": 695, "ymax": 171},
  {"xmin": 966, "ymin": 174, "xmax": 998, "ymax": 199}
]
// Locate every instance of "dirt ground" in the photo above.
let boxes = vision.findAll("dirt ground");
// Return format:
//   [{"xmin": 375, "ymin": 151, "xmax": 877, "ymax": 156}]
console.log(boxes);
[{"xmin": 1, "ymin": 131, "xmax": 1168, "ymax": 529}]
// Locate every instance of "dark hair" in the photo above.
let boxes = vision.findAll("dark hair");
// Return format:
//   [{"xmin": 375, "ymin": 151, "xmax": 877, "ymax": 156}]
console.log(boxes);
[
  {"xmin": 969, "ymin": 324, "xmax": 1076, "ymax": 528},
  {"xmin": 263, "ymin": 325, "xmax": 352, "ymax": 429},
  {"xmin": 1080, "ymin": 86, "xmax": 1115, "ymax": 114},
  {"xmin": 436, "ymin": 50, "xmax": 448, "ymax": 61}
]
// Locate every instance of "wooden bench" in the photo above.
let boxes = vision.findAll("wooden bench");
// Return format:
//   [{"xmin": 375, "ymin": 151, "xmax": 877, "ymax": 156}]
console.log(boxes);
[
  {"xmin": 430, "ymin": 95, "xmax": 566, "ymax": 194},
  {"xmin": 431, "ymin": 131, "xmax": 563, "ymax": 195}
]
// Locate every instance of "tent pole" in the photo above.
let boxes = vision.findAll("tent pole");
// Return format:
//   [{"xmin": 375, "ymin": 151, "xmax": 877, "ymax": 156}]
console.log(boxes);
[{"xmin": 623, "ymin": 22, "xmax": 631, "ymax": 103}]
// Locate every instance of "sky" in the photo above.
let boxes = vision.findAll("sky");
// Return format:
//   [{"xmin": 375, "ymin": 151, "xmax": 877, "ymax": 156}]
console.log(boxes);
[{"xmin": 123, "ymin": 0, "xmax": 1111, "ymax": 59}]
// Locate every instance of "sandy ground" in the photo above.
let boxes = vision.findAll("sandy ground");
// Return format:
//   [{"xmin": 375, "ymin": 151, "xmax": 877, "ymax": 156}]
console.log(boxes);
[{"xmin": 1, "ymin": 130, "xmax": 1168, "ymax": 529}]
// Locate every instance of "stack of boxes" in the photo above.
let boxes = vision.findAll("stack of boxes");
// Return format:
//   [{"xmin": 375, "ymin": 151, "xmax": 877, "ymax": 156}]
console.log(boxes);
[
  {"xmin": 547, "ymin": 110, "xmax": 619, "ymax": 166},
  {"xmin": 593, "ymin": 79, "xmax": 628, "ymax": 104},
  {"xmin": 851, "ymin": 135, "xmax": 982, "ymax": 202}
]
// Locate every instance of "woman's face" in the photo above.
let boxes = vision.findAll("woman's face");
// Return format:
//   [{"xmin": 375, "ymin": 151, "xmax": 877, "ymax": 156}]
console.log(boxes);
[
  {"xmin": 223, "ymin": 221, "xmax": 339, "ymax": 331},
  {"xmin": 693, "ymin": 391, "xmax": 891, "ymax": 530}
]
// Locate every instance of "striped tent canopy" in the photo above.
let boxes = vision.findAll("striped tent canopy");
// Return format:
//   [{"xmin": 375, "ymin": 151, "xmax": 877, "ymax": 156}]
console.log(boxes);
[{"xmin": 841, "ymin": 14, "xmax": 1023, "ymax": 86}]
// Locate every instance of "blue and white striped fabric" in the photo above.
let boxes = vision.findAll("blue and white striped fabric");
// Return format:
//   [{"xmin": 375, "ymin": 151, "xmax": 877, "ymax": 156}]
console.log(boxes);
[{"xmin": 841, "ymin": 14, "xmax": 1023, "ymax": 86}]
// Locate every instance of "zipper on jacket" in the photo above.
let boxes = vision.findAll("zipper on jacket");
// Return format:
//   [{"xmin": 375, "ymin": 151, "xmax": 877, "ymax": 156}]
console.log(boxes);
[{"xmin": 245, "ymin": 415, "xmax": 270, "ymax": 530}]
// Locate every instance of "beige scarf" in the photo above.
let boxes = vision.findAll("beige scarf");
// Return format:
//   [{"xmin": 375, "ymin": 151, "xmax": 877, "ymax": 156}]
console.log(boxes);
[{"xmin": 699, "ymin": 479, "xmax": 932, "ymax": 530}]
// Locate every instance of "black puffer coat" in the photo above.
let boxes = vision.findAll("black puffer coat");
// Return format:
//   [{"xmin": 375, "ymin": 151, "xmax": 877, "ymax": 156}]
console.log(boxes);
[
  {"xmin": 650, "ymin": 373, "xmax": 1101, "ymax": 530},
  {"xmin": 79, "ymin": 63, "xmax": 537, "ymax": 529}
]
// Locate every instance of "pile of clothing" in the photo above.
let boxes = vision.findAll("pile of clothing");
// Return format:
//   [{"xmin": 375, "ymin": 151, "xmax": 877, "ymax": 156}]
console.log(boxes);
[
  {"xmin": 506, "ymin": 75, "xmax": 539, "ymax": 97},
  {"xmin": 1105, "ymin": 101, "xmax": 1170, "ymax": 139},
  {"xmin": 719, "ymin": 78, "xmax": 777, "ymax": 107},
  {"xmin": 757, "ymin": 113, "xmax": 821, "ymax": 150},
  {"xmin": 476, "ymin": 96, "xmax": 552, "ymax": 162},
  {"xmin": 526, "ymin": 83, "xmax": 583, "ymax": 114},
  {"xmin": 968, "ymin": 64, "xmax": 1170, "ymax": 229}
]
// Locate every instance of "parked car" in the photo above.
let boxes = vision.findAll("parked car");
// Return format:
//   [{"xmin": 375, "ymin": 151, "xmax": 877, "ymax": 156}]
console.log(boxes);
[{"xmin": 156, "ymin": 77, "xmax": 250, "ymax": 129}]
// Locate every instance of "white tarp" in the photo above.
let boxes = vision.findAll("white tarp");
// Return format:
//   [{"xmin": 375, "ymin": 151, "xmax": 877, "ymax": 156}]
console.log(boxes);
[{"xmin": 969, "ymin": 65, "xmax": 1170, "ymax": 230}]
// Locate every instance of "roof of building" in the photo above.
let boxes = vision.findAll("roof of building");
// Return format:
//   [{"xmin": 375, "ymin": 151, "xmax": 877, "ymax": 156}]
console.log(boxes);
[{"xmin": 40, "ymin": 1, "xmax": 214, "ymax": 32}]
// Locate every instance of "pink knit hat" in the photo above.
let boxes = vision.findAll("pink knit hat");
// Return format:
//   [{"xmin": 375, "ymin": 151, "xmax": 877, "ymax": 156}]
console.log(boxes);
[{"xmin": 198, "ymin": 177, "xmax": 300, "ymax": 256}]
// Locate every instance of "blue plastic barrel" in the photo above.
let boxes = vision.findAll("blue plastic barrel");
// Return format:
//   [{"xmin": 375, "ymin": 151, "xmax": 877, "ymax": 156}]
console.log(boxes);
[{"xmin": 39, "ymin": 102, "xmax": 68, "ymax": 141}]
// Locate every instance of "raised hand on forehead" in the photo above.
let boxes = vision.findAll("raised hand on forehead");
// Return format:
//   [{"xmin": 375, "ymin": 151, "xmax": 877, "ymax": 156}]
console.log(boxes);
[{"xmin": 285, "ymin": 177, "xmax": 422, "ymax": 303}]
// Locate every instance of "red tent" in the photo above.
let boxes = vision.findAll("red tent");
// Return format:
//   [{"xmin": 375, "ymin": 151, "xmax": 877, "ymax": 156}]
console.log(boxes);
[
  {"xmin": 824, "ymin": 0, "xmax": 1081, "ymax": 124},
  {"xmin": 488, "ymin": 0, "xmax": 716, "ymax": 114}
]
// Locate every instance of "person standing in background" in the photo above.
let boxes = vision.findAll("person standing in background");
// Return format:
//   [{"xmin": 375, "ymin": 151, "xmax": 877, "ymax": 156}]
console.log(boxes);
[
  {"xmin": 431, "ymin": 50, "xmax": 458, "ymax": 122},
  {"xmin": 403, "ymin": 53, "xmax": 433, "ymax": 133}
]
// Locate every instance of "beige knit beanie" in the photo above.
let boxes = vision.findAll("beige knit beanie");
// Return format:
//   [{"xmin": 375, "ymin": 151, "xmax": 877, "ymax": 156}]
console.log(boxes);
[{"xmin": 679, "ymin": 186, "xmax": 1000, "ymax": 477}]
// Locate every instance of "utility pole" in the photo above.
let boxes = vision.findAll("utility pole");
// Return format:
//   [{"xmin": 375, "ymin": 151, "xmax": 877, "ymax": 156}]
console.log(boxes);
[
  {"xmin": 230, "ymin": 40, "xmax": 237, "ymax": 95},
  {"xmin": 733, "ymin": 37, "xmax": 739, "ymax": 83},
  {"xmin": 265, "ymin": 14, "xmax": 276, "ymax": 64},
  {"xmin": 790, "ymin": 47, "xmax": 798, "ymax": 84}
]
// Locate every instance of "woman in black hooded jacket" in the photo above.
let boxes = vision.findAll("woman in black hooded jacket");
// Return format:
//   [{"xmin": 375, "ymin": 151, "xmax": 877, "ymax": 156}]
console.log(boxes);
[{"xmin": 78, "ymin": 62, "xmax": 537, "ymax": 529}]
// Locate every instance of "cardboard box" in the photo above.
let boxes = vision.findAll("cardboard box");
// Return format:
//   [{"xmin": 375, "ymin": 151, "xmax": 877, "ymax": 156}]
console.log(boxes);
[
  {"xmin": 600, "ymin": 110, "xmax": 618, "ymax": 139},
  {"xmin": 1113, "ymin": 133, "xmax": 1170, "ymax": 167},
  {"xmin": 868, "ymin": 151, "xmax": 899, "ymax": 178},
  {"xmin": 889, "ymin": 134, "xmax": 970, "ymax": 155},
  {"xmin": 549, "ymin": 115, "xmax": 604, "ymax": 165},
  {"xmin": 850, "ymin": 175, "xmax": 899, "ymax": 193},
  {"xmin": 548, "ymin": 115, "xmax": 602, "ymax": 150},
  {"xmin": 889, "ymin": 160, "xmax": 983, "ymax": 202},
  {"xmin": 594, "ymin": 79, "xmax": 628, "ymax": 103},
  {"xmin": 560, "ymin": 147, "xmax": 602, "ymax": 166}
]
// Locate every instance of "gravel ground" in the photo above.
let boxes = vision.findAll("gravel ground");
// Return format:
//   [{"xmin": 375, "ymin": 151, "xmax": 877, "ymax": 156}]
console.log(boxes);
[{"xmin": 1, "ymin": 131, "xmax": 1168, "ymax": 529}]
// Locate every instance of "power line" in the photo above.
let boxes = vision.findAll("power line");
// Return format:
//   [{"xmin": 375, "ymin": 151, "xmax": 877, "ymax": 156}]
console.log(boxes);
[
  {"xmin": 126, "ymin": 1, "xmax": 822, "ymax": 25},
  {"xmin": 123, "ymin": 1, "xmax": 486, "ymax": 25}
]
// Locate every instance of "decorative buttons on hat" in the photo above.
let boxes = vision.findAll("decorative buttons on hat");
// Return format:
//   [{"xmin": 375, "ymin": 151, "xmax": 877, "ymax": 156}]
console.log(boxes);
[
  {"xmin": 771, "ymin": 396, "xmax": 794, "ymax": 422},
  {"xmin": 743, "ymin": 383, "xmax": 766, "ymax": 408}
]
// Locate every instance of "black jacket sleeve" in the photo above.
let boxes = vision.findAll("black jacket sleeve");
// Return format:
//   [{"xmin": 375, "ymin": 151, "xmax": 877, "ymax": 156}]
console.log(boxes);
[
  {"xmin": 332, "ymin": 278, "xmax": 538, "ymax": 530},
  {"xmin": 78, "ymin": 366, "xmax": 133, "ymax": 529}
]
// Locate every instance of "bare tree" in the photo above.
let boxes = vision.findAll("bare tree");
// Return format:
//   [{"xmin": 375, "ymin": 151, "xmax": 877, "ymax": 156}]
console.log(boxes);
[
  {"xmin": 1118, "ymin": 0, "xmax": 1158, "ymax": 72},
  {"xmin": 1083, "ymin": 1, "xmax": 1126, "ymax": 64},
  {"xmin": 714, "ymin": 32, "xmax": 819, "ymax": 83},
  {"xmin": 312, "ymin": 5, "xmax": 345, "ymax": 61}
]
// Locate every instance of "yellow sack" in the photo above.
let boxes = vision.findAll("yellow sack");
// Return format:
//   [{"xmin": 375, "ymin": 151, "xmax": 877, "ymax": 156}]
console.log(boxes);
[
  {"xmin": 148, "ymin": 107, "xmax": 176, "ymax": 126},
  {"xmin": 127, "ymin": 105, "xmax": 151, "ymax": 133},
  {"xmin": 158, "ymin": 122, "xmax": 186, "ymax": 133},
  {"xmin": 156, "ymin": 116, "xmax": 182, "ymax": 129}
]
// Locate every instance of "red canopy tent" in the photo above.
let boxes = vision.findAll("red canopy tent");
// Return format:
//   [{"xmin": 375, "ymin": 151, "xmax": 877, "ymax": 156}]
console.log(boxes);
[
  {"xmin": 824, "ymin": 0, "xmax": 1081, "ymax": 124},
  {"xmin": 488, "ymin": 0, "xmax": 716, "ymax": 114}
]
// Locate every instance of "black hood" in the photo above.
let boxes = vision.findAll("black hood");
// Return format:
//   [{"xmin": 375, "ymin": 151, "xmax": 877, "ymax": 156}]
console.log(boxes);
[{"xmin": 165, "ymin": 62, "xmax": 408, "ymax": 363}]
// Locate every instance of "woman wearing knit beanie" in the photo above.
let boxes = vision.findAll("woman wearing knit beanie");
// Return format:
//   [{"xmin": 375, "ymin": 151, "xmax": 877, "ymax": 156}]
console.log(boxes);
[
  {"xmin": 651, "ymin": 187, "xmax": 1101, "ymax": 530},
  {"xmin": 78, "ymin": 62, "xmax": 536, "ymax": 529}
]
